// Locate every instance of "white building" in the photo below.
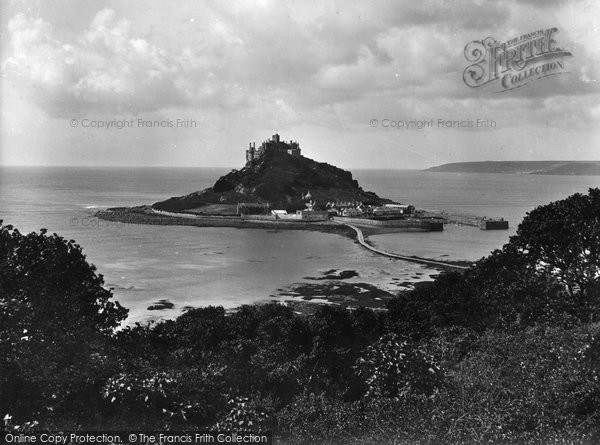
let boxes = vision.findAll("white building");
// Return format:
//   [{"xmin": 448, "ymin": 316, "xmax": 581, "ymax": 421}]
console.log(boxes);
[{"xmin": 342, "ymin": 208, "xmax": 363, "ymax": 217}]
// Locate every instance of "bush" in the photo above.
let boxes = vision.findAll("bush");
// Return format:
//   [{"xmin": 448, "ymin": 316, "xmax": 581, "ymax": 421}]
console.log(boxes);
[
  {"xmin": 0, "ymin": 223, "xmax": 127, "ymax": 426},
  {"xmin": 354, "ymin": 333, "xmax": 445, "ymax": 400}
]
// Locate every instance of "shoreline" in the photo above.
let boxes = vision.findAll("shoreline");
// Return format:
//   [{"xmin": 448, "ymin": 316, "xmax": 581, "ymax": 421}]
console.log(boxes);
[
  {"xmin": 127, "ymin": 271, "xmax": 441, "ymax": 323},
  {"xmin": 95, "ymin": 205, "xmax": 473, "ymax": 322},
  {"xmin": 96, "ymin": 206, "xmax": 473, "ymax": 269},
  {"xmin": 96, "ymin": 205, "xmax": 356, "ymax": 237}
]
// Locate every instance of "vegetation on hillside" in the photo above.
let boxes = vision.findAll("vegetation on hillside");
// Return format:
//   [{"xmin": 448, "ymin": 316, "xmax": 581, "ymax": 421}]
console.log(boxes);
[
  {"xmin": 1, "ymin": 188, "xmax": 599, "ymax": 443},
  {"xmin": 153, "ymin": 147, "xmax": 391, "ymax": 212}
]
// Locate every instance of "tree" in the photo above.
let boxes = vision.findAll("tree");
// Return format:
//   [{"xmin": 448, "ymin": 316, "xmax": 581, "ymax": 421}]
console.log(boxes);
[
  {"xmin": 508, "ymin": 188, "xmax": 600, "ymax": 297},
  {"xmin": 0, "ymin": 222, "xmax": 128, "ymax": 425}
]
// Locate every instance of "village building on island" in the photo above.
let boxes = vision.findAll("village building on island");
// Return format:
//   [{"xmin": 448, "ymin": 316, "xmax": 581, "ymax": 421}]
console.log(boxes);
[{"xmin": 239, "ymin": 134, "xmax": 422, "ymax": 226}]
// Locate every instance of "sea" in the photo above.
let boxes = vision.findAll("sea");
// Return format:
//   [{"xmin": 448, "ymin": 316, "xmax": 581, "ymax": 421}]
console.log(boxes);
[{"xmin": 1, "ymin": 166, "xmax": 599, "ymax": 323}]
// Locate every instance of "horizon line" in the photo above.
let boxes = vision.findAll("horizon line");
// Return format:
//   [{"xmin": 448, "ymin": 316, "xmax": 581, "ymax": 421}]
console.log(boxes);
[
  {"xmin": 0, "ymin": 164, "xmax": 424, "ymax": 170},
  {"xmin": 1, "ymin": 159, "xmax": 598, "ymax": 170}
]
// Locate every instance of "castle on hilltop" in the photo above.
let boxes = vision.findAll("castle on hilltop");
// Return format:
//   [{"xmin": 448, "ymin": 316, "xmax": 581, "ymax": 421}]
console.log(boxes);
[{"xmin": 246, "ymin": 133, "xmax": 301, "ymax": 163}]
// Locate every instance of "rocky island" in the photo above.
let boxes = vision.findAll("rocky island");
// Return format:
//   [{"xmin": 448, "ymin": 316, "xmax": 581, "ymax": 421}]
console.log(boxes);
[
  {"xmin": 153, "ymin": 133, "xmax": 394, "ymax": 215},
  {"xmin": 97, "ymin": 135, "xmax": 510, "ymax": 269},
  {"xmin": 97, "ymin": 134, "xmax": 445, "ymax": 235}
]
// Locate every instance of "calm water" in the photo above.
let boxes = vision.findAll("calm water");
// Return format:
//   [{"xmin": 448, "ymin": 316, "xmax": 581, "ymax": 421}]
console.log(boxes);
[{"xmin": 1, "ymin": 166, "xmax": 599, "ymax": 322}]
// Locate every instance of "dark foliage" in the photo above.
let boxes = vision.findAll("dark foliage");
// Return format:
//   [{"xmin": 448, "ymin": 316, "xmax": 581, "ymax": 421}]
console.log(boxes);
[
  {"xmin": 0, "ymin": 222, "xmax": 127, "ymax": 426},
  {"xmin": 388, "ymin": 188, "xmax": 600, "ymax": 340},
  {"xmin": 510, "ymin": 187, "xmax": 600, "ymax": 297}
]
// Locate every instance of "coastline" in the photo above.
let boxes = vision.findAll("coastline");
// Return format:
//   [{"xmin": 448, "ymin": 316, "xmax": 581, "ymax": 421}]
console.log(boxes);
[
  {"xmin": 96, "ymin": 205, "xmax": 356, "ymax": 237},
  {"xmin": 96, "ymin": 205, "xmax": 468, "ymax": 321},
  {"xmin": 96, "ymin": 206, "xmax": 472, "ymax": 270}
]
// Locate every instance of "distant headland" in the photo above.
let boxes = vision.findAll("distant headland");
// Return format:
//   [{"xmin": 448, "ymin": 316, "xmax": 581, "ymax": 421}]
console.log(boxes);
[{"xmin": 425, "ymin": 161, "xmax": 600, "ymax": 176}]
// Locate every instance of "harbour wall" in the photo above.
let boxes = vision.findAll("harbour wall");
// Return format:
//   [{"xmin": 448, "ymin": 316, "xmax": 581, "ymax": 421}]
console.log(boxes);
[
  {"xmin": 333, "ymin": 216, "xmax": 443, "ymax": 231},
  {"xmin": 419, "ymin": 211, "xmax": 508, "ymax": 230}
]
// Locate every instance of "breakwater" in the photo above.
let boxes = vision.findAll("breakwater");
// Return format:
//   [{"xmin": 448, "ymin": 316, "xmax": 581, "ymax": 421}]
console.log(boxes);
[
  {"xmin": 333, "ymin": 216, "xmax": 444, "ymax": 231},
  {"xmin": 419, "ymin": 211, "xmax": 508, "ymax": 230},
  {"xmin": 152, "ymin": 209, "xmax": 445, "ymax": 231},
  {"xmin": 340, "ymin": 223, "xmax": 468, "ymax": 270}
]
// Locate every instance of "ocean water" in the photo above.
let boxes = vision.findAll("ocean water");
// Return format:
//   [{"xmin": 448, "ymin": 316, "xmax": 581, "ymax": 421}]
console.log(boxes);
[
  {"xmin": 354, "ymin": 170, "xmax": 600, "ymax": 262},
  {"xmin": 1, "ymin": 166, "xmax": 599, "ymax": 323}
]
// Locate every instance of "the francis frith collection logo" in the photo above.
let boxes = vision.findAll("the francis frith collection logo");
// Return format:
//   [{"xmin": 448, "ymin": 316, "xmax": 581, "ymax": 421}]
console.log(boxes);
[{"xmin": 463, "ymin": 27, "xmax": 572, "ymax": 92}]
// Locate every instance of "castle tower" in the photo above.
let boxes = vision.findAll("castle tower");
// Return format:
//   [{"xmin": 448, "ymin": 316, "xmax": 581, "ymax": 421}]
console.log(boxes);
[
  {"xmin": 246, "ymin": 142, "xmax": 256, "ymax": 163},
  {"xmin": 245, "ymin": 134, "xmax": 300, "ymax": 163}
]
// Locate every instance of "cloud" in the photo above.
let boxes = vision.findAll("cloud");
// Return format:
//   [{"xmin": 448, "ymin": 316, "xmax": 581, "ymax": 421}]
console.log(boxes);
[
  {"xmin": 0, "ymin": 1, "xmax": 513, "ymax": 117},
  {"xmin": 510, "ymin": 0, "xmax": 580, "ymax": 6},
  {"xmin": 1, "ymin": 0, "xmax": 598, "ymax": 130},
  {"xmin": 4, "ymin": 9, "xmax": 192, "ymax": 116}
]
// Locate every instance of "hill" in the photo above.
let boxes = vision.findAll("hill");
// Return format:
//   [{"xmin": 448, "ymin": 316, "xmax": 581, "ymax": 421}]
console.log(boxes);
[
  {"xmin": 153, "ymin": 146, "xmax": 392, "ymax": 212},
  {"xmin": 532, "ymin": 162, "xmax": 600, "ymax": 176},
  {"xmin": 425, "ymin": 161, "xmax": 600, "ymax": 175}
]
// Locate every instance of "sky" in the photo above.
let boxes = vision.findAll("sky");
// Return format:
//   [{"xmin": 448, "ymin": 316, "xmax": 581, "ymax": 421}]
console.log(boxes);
[{"xmin": 0, "ymin": 0, "xmax": 598, "ymax": 169}]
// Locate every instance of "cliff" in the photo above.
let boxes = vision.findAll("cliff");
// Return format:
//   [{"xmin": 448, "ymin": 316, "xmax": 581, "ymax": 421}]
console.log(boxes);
[{"xmin": 153, "ymin": 147, "xmax": 392, "ymax": 212}]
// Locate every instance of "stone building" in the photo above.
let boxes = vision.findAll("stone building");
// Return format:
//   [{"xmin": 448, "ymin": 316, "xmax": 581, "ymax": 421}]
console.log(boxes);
[{"xmin": 246, "ymin": 133, "xmax": 301, "ymax": 163}]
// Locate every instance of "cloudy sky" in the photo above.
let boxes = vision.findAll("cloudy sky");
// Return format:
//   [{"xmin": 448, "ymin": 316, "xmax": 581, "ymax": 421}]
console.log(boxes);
[{"xmin": 1, "ymin": 0, "xmax": 598, "ymax": 169}]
